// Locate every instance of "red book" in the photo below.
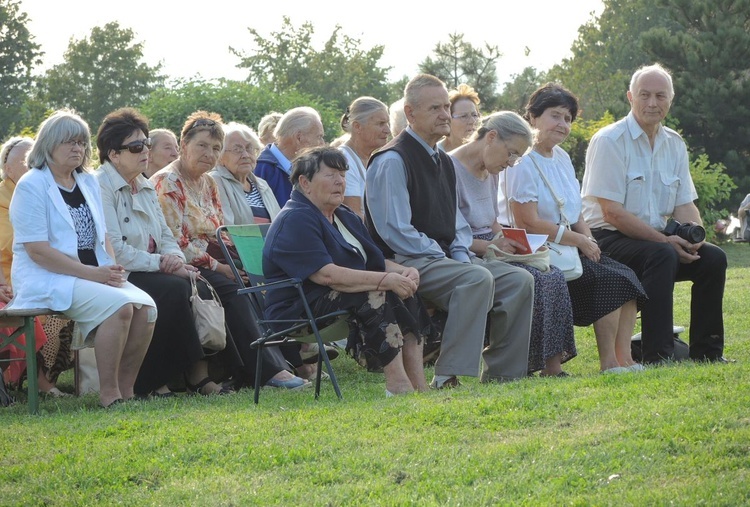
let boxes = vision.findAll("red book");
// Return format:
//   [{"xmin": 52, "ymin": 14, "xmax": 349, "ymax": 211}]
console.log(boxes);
[{"xmin": 501, "ymin": 227, "xmax": 532, "ymax": 254}]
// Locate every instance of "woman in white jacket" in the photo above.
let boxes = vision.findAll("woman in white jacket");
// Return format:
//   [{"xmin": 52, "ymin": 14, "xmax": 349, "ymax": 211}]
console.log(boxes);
[{"xmin": 9, "ymin": 109, "xmax": 156, "ymax": 408}]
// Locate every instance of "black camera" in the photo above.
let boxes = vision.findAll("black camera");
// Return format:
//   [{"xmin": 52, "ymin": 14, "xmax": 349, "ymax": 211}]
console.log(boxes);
[{"xmin": 663, "ymin": 218, "xmax": 706, "ymax": 244}]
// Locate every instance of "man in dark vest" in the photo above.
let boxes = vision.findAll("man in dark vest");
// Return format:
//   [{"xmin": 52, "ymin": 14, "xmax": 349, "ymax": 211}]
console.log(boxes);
[{"xmin": 365, "ymin": 74, "xmax": 533, "ymax": 387}]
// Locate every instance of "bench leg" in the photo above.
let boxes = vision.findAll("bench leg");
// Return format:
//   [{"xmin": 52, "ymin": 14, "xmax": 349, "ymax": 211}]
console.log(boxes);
[{"xmin": 22, "ymin": 317, "xmax": 38, "ymax": 415}]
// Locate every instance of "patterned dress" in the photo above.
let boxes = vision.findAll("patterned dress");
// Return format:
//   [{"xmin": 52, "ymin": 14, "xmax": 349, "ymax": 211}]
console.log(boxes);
[{"xmin": 453, "ymin": 156, "xmax": 576, "ymax": 373}]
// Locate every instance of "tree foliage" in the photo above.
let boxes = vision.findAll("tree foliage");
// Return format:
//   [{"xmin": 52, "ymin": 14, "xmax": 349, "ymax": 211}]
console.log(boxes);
[
  {"xmin": 0, "ymin": 0, "xmax": 42, "ymax": 140},
  {"xmin": 547, "ymin": 0, "xmax": 676, "ymax": 119},
  {"xmin": 140, "ymin": 79, "xmax": 341, "ymax": 143},
  {"xmin": 496, "ymin": 67, "xmax": 547, "ymax": 114},
  {"xmin": 419, "ymin": 33, "xmax": 501, "ymax": 109},
  {"xmin": 640, "ymin": 0, "xmax": 750, "ymax": 204},
  {"xmin": 231, "ymin": 17, "xmax": 391, "ymax": 112},
  {"xmin": 40, "ymin": 21, "xmax": 164, "ymax": 131}
]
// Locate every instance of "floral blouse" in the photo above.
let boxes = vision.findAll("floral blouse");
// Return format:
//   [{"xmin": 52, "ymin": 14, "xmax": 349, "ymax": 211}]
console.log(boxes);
[{"xmin": 150, "ymin": 161, "xmax": 227, "ymax": 270}]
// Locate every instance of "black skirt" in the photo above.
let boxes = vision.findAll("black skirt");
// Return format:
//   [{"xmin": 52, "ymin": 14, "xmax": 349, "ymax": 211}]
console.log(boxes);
[{"xmin": 567, "ymin": 255, "xmax": 647, "ymax": 327}]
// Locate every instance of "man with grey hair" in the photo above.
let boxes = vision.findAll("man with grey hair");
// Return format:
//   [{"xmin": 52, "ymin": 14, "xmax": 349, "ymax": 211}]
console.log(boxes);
[
  {"xmin": 581, "ymin": 63, "xmax": 728, "ymax": 364},
  {"xmin": 255, "ymin": 106, "xmax": 325, "ymax": 206},
  {"xmin": 366, "ymin": 74, "xmax": 533, "ymax": 387}
]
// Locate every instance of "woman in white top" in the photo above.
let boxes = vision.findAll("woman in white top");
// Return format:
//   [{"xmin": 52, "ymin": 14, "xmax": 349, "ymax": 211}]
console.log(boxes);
[
  {"xmin": 339, "ymin": 97, "xmax": 391, "ymax": 220},
  {"xmin": 209, "ymin": 122, "xmax": 280, "ymax": 225},
  {"xmin": 502, "ymin": 84, "xmax": 647, "ymax": 374},
  {"xmin": 9, "ymin": 109, "xmax": 156, "ymax": 407}
]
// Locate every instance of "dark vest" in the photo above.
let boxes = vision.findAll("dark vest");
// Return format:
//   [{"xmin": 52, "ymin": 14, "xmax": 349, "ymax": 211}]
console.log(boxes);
[{"xmin": 365, "ymin": 131, "xmax": 457, "ymax": 258}]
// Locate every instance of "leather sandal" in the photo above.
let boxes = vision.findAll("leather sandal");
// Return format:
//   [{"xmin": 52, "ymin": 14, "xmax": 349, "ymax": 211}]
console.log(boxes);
[{"xmin": 186, "ymin": 377, "xmax": 234, "ymax": 396}]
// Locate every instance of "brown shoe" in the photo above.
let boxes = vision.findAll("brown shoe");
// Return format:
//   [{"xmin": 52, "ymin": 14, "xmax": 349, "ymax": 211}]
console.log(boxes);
[{"xmin": 430, "ymin": 375, "xmax": 460, "ymax": 389}]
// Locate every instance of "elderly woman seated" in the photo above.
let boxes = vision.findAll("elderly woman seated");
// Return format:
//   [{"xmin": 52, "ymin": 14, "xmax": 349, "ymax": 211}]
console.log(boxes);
[
  {"xmin": 262, "ymin": 147, "xmax": 436, "ymax": 396},
  {"xmin": 209, "ymin": 122, "xmax": 280, "ymax": 225},
  {"xmin": 151, "ymin": 110, "xmax": 306, "ymax": 391}
]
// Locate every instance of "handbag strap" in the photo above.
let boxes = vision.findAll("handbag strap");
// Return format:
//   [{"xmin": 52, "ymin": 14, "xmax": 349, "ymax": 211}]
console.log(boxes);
[
  {"xmin": 528, "ymin": 151, "xmax": 572, "ymax": 228},
  {"xmin": 189, "ymin": 272, "xmax": 223, "ymax": 305}
]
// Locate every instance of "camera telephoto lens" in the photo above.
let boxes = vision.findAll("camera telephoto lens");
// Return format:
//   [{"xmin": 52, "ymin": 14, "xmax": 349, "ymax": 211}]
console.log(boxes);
[{"xmin": 683, "ymin": 224, "xmax": 706, "ymax": 244}]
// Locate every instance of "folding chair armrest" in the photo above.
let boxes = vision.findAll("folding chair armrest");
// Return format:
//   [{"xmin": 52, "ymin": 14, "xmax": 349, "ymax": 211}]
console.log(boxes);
[{"xmin": 237, "ymin": 277, "xmax": 302, "ymax": 295}]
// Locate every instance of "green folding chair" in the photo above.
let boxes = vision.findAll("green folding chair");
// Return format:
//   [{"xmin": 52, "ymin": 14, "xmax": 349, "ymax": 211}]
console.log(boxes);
[{"xmin": 216, "ymin": 224, "xmax": 346, "ymax": 403}]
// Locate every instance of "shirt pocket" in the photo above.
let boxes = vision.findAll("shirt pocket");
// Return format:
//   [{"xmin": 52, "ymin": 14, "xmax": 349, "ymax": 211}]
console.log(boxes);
[
  {"xmin": 623, "ymin": 168, "xmax": 647, "ymax": 213},
  {"xmin": 657, "ymin": 171, "xmax": 680, "ymax": 216}
]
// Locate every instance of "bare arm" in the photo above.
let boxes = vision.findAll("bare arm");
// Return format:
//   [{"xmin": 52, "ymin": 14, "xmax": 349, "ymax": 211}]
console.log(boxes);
[{"xmin": 308, "ymin": 263, "xmax": 417, "ymax": 299}]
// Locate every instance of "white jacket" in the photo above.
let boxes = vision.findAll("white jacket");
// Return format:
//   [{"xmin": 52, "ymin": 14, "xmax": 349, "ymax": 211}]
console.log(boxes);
[{"xmin": 9, "ymin": 166, "xmax": 112, "ymax": 311}]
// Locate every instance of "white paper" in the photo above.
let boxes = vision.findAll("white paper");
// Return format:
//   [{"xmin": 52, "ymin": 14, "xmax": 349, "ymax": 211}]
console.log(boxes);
[{"xmin": 527, "ymin": 234, "xmax": 548, "ymax": 253}]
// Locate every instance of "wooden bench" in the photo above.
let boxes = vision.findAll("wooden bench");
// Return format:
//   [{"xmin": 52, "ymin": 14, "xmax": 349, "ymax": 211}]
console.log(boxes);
[{"xmin": 0, "ymin": 308, "xmax": 58, "ymax": 414}]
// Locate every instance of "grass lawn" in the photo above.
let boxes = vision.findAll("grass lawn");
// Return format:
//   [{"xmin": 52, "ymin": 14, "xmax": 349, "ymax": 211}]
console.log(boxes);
[{"xmin": 2, "ymin": 243, "xmax": 749, "ymax": 506}]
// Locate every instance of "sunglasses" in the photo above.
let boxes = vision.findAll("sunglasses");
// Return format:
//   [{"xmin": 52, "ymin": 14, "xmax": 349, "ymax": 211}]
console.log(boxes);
[{"xmin": 118, "ymin": 138, "xmax": 152, "ymax": 154}]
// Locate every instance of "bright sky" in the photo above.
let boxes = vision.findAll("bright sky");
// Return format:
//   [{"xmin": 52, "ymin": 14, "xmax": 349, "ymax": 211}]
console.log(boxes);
[{"xmin": 20, "ymin": 0, "xmax": 604, "ymax": 87}]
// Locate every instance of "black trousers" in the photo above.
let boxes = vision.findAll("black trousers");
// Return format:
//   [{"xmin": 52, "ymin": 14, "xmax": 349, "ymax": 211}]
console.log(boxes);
[
  {"xmin": 198, "ymin": 268, "xmax": 288, "ymax": 386},
  {"xmin": 594, "ymin": 230, "xmax": 726, "ymax": 363}
]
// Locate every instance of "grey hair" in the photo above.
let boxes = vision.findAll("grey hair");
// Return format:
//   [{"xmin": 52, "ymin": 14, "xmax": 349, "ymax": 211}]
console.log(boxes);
[
  {"xmin": 404, "ymin": 74, "xmax": 446, "ymax": 109},
  {"xmin": 257, "ymin": 112, "xmax": 282, "ymax": 143},
  {"xmin": 340, "ymin": 97, "xmax": 388, "ymax": 133},
  {"xmin": 1, "ymin": 136, "xmax": 34, "ymax": 179},
  {"xmin": 150, "ymin": 128, "xmax": 177, "ymax": 147},
  {"xmin": 630, "ymin": 63, "xmax": 674, "ymax": 99},
  {"xmin": 389, "ymin": 98, "xmax": 407, "ymax": 138},
  {"xmin": 28, "ymin": 109, "xmax": 92, "ymax": 171},
  {"xmin": 222, "ymin": 122, "xmax": 262, "ymax": 154},
  {"xmin": 274, "ymin": 107, "xmax": 321, "ymax": 140},
  {"xmin": 473, "ymin": 111, "xmax": 533, "ymax": 147}
]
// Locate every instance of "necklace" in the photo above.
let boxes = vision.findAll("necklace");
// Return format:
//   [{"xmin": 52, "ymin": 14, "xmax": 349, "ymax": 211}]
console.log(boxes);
[{"xmin": 180, "ymin": 172, "xmax": 206, "ymax": 205}]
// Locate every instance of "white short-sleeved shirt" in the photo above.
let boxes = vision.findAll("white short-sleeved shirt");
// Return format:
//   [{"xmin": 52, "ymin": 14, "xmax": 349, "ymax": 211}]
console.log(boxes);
[
  {"xmin": 581, "ymin": 112, "xmax": 697, "ymax": 231},
  {"xmin": 502, "ymin": 147, "xmax": 582, "ymax": 226},
  {"xmin": 339, "ymin": 145, "xmax": 367, "ymax": 200}
]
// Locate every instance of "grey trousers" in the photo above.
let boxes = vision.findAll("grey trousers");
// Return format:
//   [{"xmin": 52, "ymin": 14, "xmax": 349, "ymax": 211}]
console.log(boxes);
[{"xmin": 396, "ymin": 255, "xmax": 533, "ymax": 380}]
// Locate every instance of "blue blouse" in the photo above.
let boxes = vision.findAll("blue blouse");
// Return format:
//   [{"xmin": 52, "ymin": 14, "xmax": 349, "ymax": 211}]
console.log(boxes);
[{"xmin": 263, "ymin": 189, "xmax": 386, "ymax": 321}]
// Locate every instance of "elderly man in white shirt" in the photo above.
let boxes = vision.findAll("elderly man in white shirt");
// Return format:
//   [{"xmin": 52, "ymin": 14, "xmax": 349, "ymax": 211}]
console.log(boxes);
[{"xmin": 581, "ymin": 63, "xmax": 728, "ymax": 364}]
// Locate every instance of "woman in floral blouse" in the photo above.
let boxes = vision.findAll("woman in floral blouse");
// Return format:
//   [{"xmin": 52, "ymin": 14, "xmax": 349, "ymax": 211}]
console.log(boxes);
[{"xmin": 151, "ymin": 111, "xmax": 308, "ymax": 391}]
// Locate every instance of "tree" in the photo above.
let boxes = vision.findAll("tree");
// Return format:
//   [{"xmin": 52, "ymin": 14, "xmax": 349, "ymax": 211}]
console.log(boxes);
[
  {"xmin": 0, "ymin": 0, "xmax": 42, "ymax": 140},
  {"xmin": 640, "ymin": 0, "xmax": 750, "ymax": 205},
  {"xmin": 40, "ymin": 21, "xmax": 163, "ymax": 130},
  {"xmin": 232, "ymin": 17, "xmax": 391, "ymax": 112},
  {"xmin": 140, "ymin": 79, "xmax": 341, "ymax": 143},
  {"xmin": 496, "ymin": 67, "xmax": 547, "ymax": 113},
  {"xmin": 418, "ymin": 33, "xmax": 501, "ymax": 108},
  {"xmin": 547, "ymin": 0, "xmax": 676, "ymax": 119}
]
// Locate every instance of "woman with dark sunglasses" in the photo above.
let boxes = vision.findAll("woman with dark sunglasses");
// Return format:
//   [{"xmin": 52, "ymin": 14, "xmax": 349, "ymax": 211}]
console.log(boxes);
[
  {"xmin": 150, "ymin": 111, "xmax": 307, "ymax": 391},
  {"xmin": 95, "ymin": 107, "xmax": 232, "ymax": 397}
]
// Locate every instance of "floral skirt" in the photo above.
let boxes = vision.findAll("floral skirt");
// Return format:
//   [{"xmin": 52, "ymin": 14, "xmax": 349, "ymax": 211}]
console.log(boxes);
[{"xmin": 311, "ymin": 288, "xmax": 435, "ymax": 371}]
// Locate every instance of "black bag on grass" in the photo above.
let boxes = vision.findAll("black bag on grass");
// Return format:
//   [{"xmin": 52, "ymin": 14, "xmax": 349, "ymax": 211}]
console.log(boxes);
[{"xmin": 631, "ymin": 334, "xmax": 690, "ymax": 363}]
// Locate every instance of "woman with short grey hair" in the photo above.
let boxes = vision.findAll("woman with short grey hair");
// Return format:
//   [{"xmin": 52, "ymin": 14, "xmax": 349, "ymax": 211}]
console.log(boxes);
[
  {"xmin": 209, "ymin": 122, "xmax": 280, "ymax": 225},
  {"xmin": 9, "ymin": 109, "xmax": 156, "ymax": 408}
]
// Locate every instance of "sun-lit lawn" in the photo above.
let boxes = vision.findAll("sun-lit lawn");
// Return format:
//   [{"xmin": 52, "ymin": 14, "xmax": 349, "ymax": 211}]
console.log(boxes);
[{"xmin": 1, "ymin": 243, "xmax": 749, "ymax": 506}]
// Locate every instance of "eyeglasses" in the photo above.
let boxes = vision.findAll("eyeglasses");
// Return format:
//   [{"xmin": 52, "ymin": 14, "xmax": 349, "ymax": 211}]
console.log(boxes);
[
  {"xmin": 188, "ymin": 119, "xmax": 217, "ymax": 131},
  {"xmin": 452, "ymin": 112, "xmax": 481, "ymax": 122},
  {"xmin": 61, "ymin": 139, "xmax": 88, "ymax": 148},
  {"xmin": 226, "ymin": 145, "xmax": 259, "ymax": 157},
  {"xmin": 118, "ymin": 138, "xmax": 152, "ymax": 154},
  {"xmin": 502, "ymin": 140, "xmax": 522, "ymax": 167}
]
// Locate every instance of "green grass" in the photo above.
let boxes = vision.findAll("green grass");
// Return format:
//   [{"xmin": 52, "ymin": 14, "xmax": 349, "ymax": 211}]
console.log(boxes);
[{"xmin": 2, "ymin": 243, "xmax": 750, "ymax": 506}]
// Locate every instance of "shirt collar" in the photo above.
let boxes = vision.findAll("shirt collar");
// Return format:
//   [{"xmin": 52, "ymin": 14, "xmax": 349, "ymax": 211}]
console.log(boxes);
[
  {"xmin": 406, "ymin": 126, "xmax": 440, "ymax": 158},
  {"xmin": 269, "ymin": 143, "xmax": 292, "ymax": 175},
  {"xmin": 625, "ymin": 111, "xmax": 665, "ymax": 143}
]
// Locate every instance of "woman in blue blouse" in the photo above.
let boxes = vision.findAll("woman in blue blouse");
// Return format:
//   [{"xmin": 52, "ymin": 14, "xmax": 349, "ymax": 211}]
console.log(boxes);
[{"xmin": 263, "ymin": 147, "xmax": 435, "ymax": 396}]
